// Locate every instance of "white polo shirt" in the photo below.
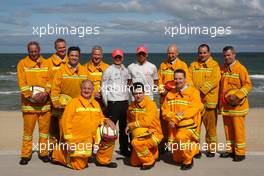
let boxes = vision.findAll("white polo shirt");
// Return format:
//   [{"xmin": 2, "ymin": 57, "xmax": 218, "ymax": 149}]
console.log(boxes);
[
  {"xmin": 128, "ymin": 61, "xmax": 158, "ymax": 100},
  {"xmin": 101, "ymin": 64, "xmax": 130, "ymax": 106}
]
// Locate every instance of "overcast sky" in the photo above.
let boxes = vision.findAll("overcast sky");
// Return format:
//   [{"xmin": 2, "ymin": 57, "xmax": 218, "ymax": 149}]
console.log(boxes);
[{"xmin": 0, "ymin": 0, "xmax": 264, "ymax": 53}]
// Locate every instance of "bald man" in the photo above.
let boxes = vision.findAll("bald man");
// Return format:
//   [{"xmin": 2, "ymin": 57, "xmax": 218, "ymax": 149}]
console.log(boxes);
[{"xmin": 158, "ymin": 44, "xmax": 191, "ymax": 153}]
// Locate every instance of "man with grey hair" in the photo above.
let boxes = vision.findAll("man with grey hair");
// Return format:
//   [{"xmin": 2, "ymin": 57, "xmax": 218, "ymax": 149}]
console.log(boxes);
[
  {"xmin": 84, "ymin": 45, "xmax": 109, "ymax": 109},
  {"xmin": 51, "ymin": 79, "xmax": 118, "ymax": 169}
]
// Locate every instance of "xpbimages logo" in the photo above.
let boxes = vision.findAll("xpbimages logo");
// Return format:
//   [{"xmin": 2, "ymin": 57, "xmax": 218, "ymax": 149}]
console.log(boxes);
[
  {"xmin": 165, "ymin": 24, "xmax": 232, "ymax": 38},
  {"xmin": 33, "ymin": 141, "xmax": 99, "ymax": 153},
  {"xmin": 32, "ymin": 24, "xmax": 100, "ymax": 37},
  {"xmin": 165, "ymin": 142, "xmax": 231, "ymax": 153}
]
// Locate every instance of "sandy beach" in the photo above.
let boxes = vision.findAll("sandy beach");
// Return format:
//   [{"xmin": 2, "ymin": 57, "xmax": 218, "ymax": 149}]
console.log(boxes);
[
  {"xmin": 0, "ymin": 109, "xmax": 263, "ymax": 175},
  {"xmin": 1, "ymin": 108, "xmax": 263, "ymax": 152}
]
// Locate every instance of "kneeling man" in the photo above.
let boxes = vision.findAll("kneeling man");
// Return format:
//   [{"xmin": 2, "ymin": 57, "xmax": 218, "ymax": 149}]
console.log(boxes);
[
  {"xmin": 162, "ymin": 69, "xmax": 203, "ymax": 170},
  {"xmin": 126, "ymin": 82, "xmax": 163, "ymax": 170},
  {"xmin": 52, "ymin": 80, "xmax": 117, "ymax": 170}
]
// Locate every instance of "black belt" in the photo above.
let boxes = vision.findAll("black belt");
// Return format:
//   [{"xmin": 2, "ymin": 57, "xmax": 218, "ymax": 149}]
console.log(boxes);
[
  {"xmin": 177, "ymin": 123, "xmax": 197, "ymax": 129},
  {"xmin": 108, "ymin": 100, "xmax": 128, "ymax": 104}
]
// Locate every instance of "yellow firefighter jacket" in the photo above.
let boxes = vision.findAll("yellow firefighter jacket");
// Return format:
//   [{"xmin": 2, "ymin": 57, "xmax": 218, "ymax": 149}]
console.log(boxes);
[
  {"xmin": 219, "ymin": 60, "xmax": 252, "ymax": 116},
  {"xmin": 17, "ymin": 56, "xmax": 51, "ymax": 113},
  {"xmin": 127, "ymin": 96, "xmax": 163, "ymax": 144},
  {"xmin": 158, "ymin": 58, "xmax": 191, "ymax": 93},
  {"xmin": 83, "ymin": 60, "xmax": 109, "ymax": 93},
  {"xmin": 62, "ymin": 95, "xmax": 106, "ymax": 157},
  {"xmin": 51, "ymin": 64, "xmax": 88, "ymax": 108},
  {"xmin": 46, "ymin": 53, "xmax": 68, "ymax": 81},
  {"xmin": 162, "ymin": 85, "xmax": 203, "ymax": 129},
  {"xmin": 189, "ymin": 57, "xmax": 221, "ymax": 108}
]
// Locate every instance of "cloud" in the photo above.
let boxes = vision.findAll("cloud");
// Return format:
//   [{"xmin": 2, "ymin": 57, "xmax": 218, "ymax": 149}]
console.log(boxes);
[
  {"xmin": 0, "ymin": 15, "xmax": 30, "ymax": 26},
  {"xmin": 1, "ymin": 0, "xmax": 264, "ymax": 52},
  {"xmin": 32, "ymin": 0, "xmax": 264, "ymax": 20},
  {"xmin": 153, "ymin": 0, "xmax": 264, "ymax": 20},
  {"xmin": 104, "ymin": 18, "xmax": 168, "ymax": 34},
  {"xmin": 33, "ymin": 0, "xmax": 154, "ymax": 14}
]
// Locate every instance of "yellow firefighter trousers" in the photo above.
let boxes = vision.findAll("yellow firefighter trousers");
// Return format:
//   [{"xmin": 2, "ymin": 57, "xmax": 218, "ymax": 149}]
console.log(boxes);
[
  {"xmin": 223, "ymin": 116, "xmax": 246, "ymax": 156},
  {"xmin": 130, "ymin": 135, "xmax": 159, "ymax": 167},
  {"xmin": 202, "ymin": 108, "xmax": 218, "ymax": 152},
  {"xmin": 21, "ymin": 112, "xmax": 51, "ymax": 158},
  {"xmin": 52, "ymin": 140, "xmax": 115, "ymax": 170},
  {"xmin": 172, "ymin": 128, "xmax": 199, "ymax": 165}
]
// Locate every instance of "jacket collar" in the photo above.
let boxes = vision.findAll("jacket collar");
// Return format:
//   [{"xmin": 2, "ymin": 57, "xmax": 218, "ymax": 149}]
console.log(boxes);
[
  {"xmin": 136, "ymin": 96, "xmax": 151, "ymax": 108},
  {"xmin": 78, "ymin": 95, "xmax": 96, "ymax": 108},
  {"xmin": 24, "ymin": 55, "xmax": 45, "ymax": 68},
  {"xmin": 167, "ymin": 84, "xmax": 189, "ymax": 99},
  {"xmin": 225, "ymin": 60, "xmax": 238, "ymax": 72},
  {"xmin": 163, "ymin": 58, "xmax": 181, "ymax": 70},
  {"xmin": 51, "ymin": 53, "xmax": 68, "ymax": 66},
  {"xmin": 86, "ymin": 60, "xmax": 105, "ymax": 72},
  {"xmin": 65, "ymin": 63, "xmax": 82, "ymax": 75},
  {"xmin": 197, "ymin": 56, "xmax": 213, "ymax": 67}
]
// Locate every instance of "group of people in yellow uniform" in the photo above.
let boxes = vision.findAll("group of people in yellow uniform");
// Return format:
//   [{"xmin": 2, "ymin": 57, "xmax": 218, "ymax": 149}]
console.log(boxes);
[{"xmin": 17, "ymin": 39, "xmax": 252, "ymax": 171}]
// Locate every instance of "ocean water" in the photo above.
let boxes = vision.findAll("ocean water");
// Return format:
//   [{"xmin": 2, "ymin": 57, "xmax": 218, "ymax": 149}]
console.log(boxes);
[{"xmin": 0, "ymin": 53, "xmax": 263, "ymax": 110}]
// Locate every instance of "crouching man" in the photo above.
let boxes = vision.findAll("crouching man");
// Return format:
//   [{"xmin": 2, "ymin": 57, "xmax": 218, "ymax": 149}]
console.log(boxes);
[
  {"xmin": 51, "ymin": 80, "xmax": 117, "ymax": 170},
  {"xmin": 126, "ymin": 82, "xmax": 163, "ymax": 170},
  {"xmin": 162, "ymin": 69, "xmax": 203, "ymax": 170}
]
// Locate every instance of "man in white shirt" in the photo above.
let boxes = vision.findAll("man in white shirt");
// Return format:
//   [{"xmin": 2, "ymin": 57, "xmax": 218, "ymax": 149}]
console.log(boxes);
[
  {"xmin": 127, "ymin": 45, "xmax": 158, "ymax": 100},
  {"xmin": 101, "ymin": 49, "xmax": 130, "ymax": 157}
]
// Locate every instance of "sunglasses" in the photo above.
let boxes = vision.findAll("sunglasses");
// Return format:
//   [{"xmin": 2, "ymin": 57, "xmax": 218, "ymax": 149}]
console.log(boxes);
[
  {"xmin": 114, "ymin": 55, "xmax": 123, "ymax": 59},
  {"xmin": 136, "ymin": 52, "xmax": 147, "ymax": 57}
]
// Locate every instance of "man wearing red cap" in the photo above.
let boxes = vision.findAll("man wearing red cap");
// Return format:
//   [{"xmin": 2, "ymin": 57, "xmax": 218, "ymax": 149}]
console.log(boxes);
[
  {"xmin": 101, "ymin": 49, "xmax": 131, "ymax": 157},
  {"xmin": 128, "ymin": 45, "xmax": 158, "ymax": 100}
]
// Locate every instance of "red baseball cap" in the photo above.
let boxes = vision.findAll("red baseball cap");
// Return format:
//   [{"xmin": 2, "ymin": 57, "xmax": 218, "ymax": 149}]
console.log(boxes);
[
  {"xmin": 136, "ymin": 45, "xmax": 148, "ymax": 54},
  {"xmin": 112, "ymin": 48, "xmax": 124, "ymax": 58}
]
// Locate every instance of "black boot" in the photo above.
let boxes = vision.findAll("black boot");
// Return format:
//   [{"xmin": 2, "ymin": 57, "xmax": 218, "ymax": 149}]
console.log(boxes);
[
  {"xmin": 141, "ymin": 162, "xmax": 155, "ymax": 170},
  {"xmin": 38, "ymin": 155, "xmax": 51, "ymax": 163},
  {"xmin": 181, "ymin": 160, "xmax": 193, "ymax": 170},
  {"xmin": 205, "ymin": 151, "xmax": 215, "ymax": 158},
  {"xmin": 194, "ymin": 151, "xmax": 202, "ymax": 159},
  {"xmin": 219, "ymin": 152, "xmax": 233, "ymax": 158},
  {"xmin": 19, "ymin": 157, "xmax": 30, "ymax": 165},
  {"xmin": 233, "ymin": 155, "xmax": 245, "ymax": 162},
  {"xmin": 95, "ymin": 160, "xmax": 118, "ymax": 168},
  {"xmin": 119, "ymin": 149, "xmax": 131, "ymax": 157}
]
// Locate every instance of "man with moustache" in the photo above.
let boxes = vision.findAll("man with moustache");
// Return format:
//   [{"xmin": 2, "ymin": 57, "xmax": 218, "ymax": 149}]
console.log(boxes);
[
  {"xmin": 17, "ymin": 41, "xmax": 51, "ymax": 165},
  {"xmin": 189, "ymin": 44, "xmax": 221, "ymax": 158}
]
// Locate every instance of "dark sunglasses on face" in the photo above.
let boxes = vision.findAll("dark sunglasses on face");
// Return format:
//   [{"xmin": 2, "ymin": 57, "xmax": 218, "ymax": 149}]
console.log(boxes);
[
  {"xmin": 137, "ymin": 52, "xmax": 146, "ymax": 57},
  {"xmin": 114, "ymin": 55, "xmax": 123, "ymax": 59}
]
